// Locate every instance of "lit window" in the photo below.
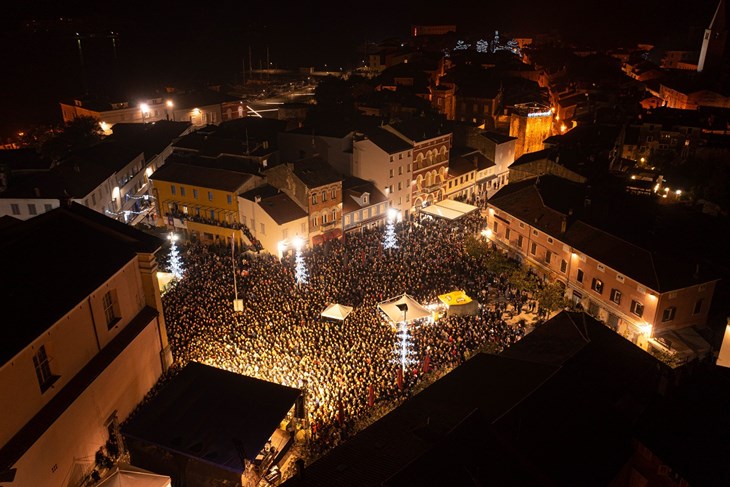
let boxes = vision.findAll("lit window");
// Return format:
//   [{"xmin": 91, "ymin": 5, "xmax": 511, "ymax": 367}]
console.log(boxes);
[
  {"xmin": 610, "ymin": 289, "xmax": 621, "ymax": 304},
  {"xmin": 662, "ymin": 306, "xmax": 676, "ymax": 322},
  {"xmin": 630, "ymin": 300, "xmax": 644, "ymax": 317},
  {"xmin": 591, "ymin": 278, "xmax": 604, "ymax": 294}
]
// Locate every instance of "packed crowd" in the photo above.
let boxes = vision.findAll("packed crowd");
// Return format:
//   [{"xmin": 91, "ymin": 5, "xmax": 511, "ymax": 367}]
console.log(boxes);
[{"xmin": 161, "ymin": 212, "xmax": 531, "ymax": 458}]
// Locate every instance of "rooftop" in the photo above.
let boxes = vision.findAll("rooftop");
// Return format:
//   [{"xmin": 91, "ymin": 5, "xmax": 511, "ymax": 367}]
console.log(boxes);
[
  {"xmin": 291, "ymin": 157, "xmax": 343, "ymax": 188},
  {"xmin": 150, "ymin": 162, "xmax": 253, "ymax": 192},
  {"xmin": 241, "ymin": 185, "xmax": 308, "ymax": 225},
  {"xmin": 0, "ymin": 203, "xmax": 162, "ymax": 365},
  {"xmin": 359, "ymin": 127, "xmax": 412, "ymax": 154},
  {"xmin": 122, "ymin": 362, "xmax": 300, "ymax": 471}
]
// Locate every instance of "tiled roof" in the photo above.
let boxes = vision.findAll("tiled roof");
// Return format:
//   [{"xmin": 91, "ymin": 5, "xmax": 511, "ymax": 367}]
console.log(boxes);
[{"xmin": 150, "ymin": 162, "xmax": 253, "ymax": 192}]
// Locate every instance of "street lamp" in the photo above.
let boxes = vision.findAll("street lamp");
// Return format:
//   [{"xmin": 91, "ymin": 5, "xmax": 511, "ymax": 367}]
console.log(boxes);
[{"xmin": 166, "ymin": 100, "xmax": 174, "ymax": 121}]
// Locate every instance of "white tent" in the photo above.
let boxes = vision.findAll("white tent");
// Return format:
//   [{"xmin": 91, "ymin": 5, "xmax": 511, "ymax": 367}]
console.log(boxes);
[
  {"xmin": 378, "ymin": 294, "xmax": 432, "ymax": 324},
  {"xmin": 97, "ymin": 465, "xmax": 171, "ymax": 487},
  {"xmin": 321, "ymin": 303, "xmax": 354, "ymax": 321},
  {"xmin": 421, "ymin": 199, "xmax": 479, "ymax": 220}
]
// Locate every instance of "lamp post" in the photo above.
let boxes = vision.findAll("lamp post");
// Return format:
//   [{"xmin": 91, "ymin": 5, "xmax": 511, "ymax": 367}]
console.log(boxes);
[
  {"xmin": 166, "ymin": 100, "xmax": 174, "ymax": 121},
  {"xmin": 140, "ymin": 103, "xmax": 150, "ymax": 123}
]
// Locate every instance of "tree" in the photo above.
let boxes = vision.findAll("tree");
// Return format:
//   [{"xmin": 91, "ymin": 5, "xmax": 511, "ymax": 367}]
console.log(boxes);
[
  {"xmin": 509, "ymin": 266, "xmax": 539, "ymax": 294},
  {"xmin": 535, "ymin": 282, "xmax": 569, "ymax": 316},
  {"xmin": 464, "ymin": 235, "xmax": 489, "ymax": 260},
  {"xmin": 40, "ymin": 116, "xmax": 103, "ymax": 162},
  {"xmin": 484, "ymin": 249, "xmax": 517, "ymax": 275}
]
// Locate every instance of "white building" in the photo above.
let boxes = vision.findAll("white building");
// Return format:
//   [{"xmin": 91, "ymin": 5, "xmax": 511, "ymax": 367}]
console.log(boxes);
[
  {"xmin": 0, "ymin": 203, "xmax": 171, "ymax": 486},
  {"xmin": 239, "ymin": 184, "xmax": 309, "ymax": 258},
  {"xmin": 352, "ymin": 127, "xmax": 413, "ymax": 218}
]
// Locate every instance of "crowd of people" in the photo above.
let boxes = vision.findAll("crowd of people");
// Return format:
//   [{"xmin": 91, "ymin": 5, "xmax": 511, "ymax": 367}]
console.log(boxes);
[{"xmin": 161, "ymin": 211, "xmax": 533, "ymax": 459}]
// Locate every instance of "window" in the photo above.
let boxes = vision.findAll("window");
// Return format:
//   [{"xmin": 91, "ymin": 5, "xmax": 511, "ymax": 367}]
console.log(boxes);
[
  {"xmin": 693, "ymin": 299, "xmax": 703, "ymax": 315},
  {"xmin": 616, "ymin": 274, "xmax": 625, "ymax": 283},
  {"xmin": 227, "ymin": 194, "xmax": 232, "ymax": 204},
  {"xmin": 610, "ymin": 289, "xmax": 622, "ymax": 304},
  {"xmin": 103, "ymin": 290, "xmax": 120, "ymax": 329},
  {"xmin": 597, "ymin": 264, "xmax": 605, "ymax": 272},
  {"xmin": 44, "ymin": 204, "xmax": 53, "ymax": 212},
  {"xmin": 560, "ymin": 259, "xmax": 567, "ymax": 273},
  {"xmin": 193, "ymin": 189, "xmax": 199, "ymax": 199},
  {"xmin": 260, "ymin": 222, "xmax": 265, "ymax": 234},
  {"xmin": 399, "ymin": 166, "xmax": 403, "ymax": 175},
  {"xmin": 547, "ymin": 237, "xmax": 554, "ymax": 244},
  {"xmin": 517, "ymin": 235, "xmax": 523, "ymax": 248},
  {"xmin": 312, "ymin": 216, "xmax": 318, "ymax": 227},
  {"xmin": 662, "ymin": 306, "xmax": 676, "ymax": 322},
  {"xmin": 322, "ymin": 191, "xmax": 327, "ymax": 202},
  {"xmin": 505, "ymin": 228, "xmax": 511, "ymax": 240},
  {"xmin": 171, "ymin": 185, "xmax": 176, "ymax": 195},
  {"xmin": 398, "ymin": 182, "xmax": 402, "ymax": 191},
  {"xmin": 591, "ymin": 278, "xmax": 604, "ymax": 294},
  {"xmin": 208, "ymin": 191, "xmax": 213, "ymax": 202},
  {"xmin": 10, "ymin": 203, "xmax": 20, "ymax": 215},
  {"xmin": 577, "ymin": 269, "xmax": 584, "ymax": 283},
  {"xmin": 345, "ymin": 215, "xmax": 350, "ymax": 225},
  {"xmin": 389, "ymin": 169, "xmax": 394, "ymax": 178},
  {"xmin": 390, "ymin": 155, "xmax": 394, "ymax": 162},
  {"xmin": 180, "ymin": 186, "xmax": 186, "ymax": 197},
  {"xmin": 532, "ymin": 229, "xmax": 538, "ymax": 236},
  {"xmin": 322, "ymin": 213, "xmax": 327, "ymax": 224},
  {"xmin": 33, "ymin": 345, "xmax": 57, "ymax": 392},
  {"xmin": 210, "ymin": 210, "xmax": 215, "ymax": 219},
  {"xmin": 331, "ymin": 189, "xmax": 336, "ymax": 199},
  {"xmin": 545, "ymin": 250, "xmax": 552, "ymax": 264},
  {"xmin": 493, "ymin": 221, "xmax": 498, "ymax": 233},
  {"xmin": 519, "ymin": 222, "xmax": 525, "ymax": 228},
  {"xmin": 312, "ymin": 193, "xmax": 317, "ymax": 205},
  {"xmin": 630, "ymin": 300, "xmax": 644, "ymax": 317},
  {"xmin": 91, "ymin": 193, "xmax": 97, "ymax": 206},
  {"xmin": 407, "ymin": 163, "xmax": 411, "ymax": 172},
  {"xmin": 406, "ymin": 194, "xmax": 410, "ymax": 202},
  {"xmin": 530, "ymin": 242, "xmax": 537, "ymax": 255},
  {"xmin": 28, "ymin": 204, "xmax": 37, "ymax": 216},
  {"xmin": 399, "ymin": 153, "xmax": 403, "ymax": 160}
]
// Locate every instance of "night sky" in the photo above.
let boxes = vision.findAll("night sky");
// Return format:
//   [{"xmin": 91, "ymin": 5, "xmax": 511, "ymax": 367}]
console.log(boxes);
[{"xmin": 0, "ymin": 0, "xmax": 718, "ymax": 138}]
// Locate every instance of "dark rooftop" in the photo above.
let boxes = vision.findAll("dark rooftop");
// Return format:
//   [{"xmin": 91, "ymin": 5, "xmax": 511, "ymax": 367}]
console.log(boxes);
[
  {"xmin": 150, "ymin": 162, "xmax": 253, "ymax": 192},
  {"xmin": 480, "ymin": 131, "xmax": 517, "ymax": 145},
  {"xmin": 360, "ymin": 127, "xmax": 412, "ymax": 154},
  {"xmin": 388, "ymin": 118, "xmax": 451, "ymax": 143},
  {"xmin": 291, "ymin": 157, "xmax": 343, "ymax": 188},
  {"xmin": 122, "ymin": 362, "xmax": 300, "ymax": 471},
  {"xmin": 0, "ymin": 203, "xmax": 162, "ymax": 365},
  {"xmin": 240, "ymin": 185, "xmax": 308, "ymax": 225},
  {"xmin": 342, "ymin": 177, "xmax": 388, "ymax": 213}
]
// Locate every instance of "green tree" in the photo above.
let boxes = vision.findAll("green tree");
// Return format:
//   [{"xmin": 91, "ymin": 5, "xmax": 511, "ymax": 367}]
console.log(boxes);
[
  {"xmin": 464, "ymin": 234, "xmax": 489, "ymax": 260},
  {"xmin": 535, "ymin": 282, "xmax": 569, "ymax": 316},
  {"xmin": 484, "ymin": 249, "xmax": 517, "ymax": 275},
  {"xmin": 509, "ymin": 266, "xmax": 539, "ymax": 294}
]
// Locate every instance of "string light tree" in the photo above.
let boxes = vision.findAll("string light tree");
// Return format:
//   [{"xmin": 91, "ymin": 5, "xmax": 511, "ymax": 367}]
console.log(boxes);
[
  {"xmin": 293, "ymin": 236, "xmax": 309, "ymax": 285},
  {"xmin": 167, "ymin": 232, "xmax": 184, "ymax": 280},
  {"xmin": 383, "ymin": 208, "xmax": 400, "ymax": 250},
  {"xmin": 394, "ymin": 303, "xmax": 418, "ymax": 377}
]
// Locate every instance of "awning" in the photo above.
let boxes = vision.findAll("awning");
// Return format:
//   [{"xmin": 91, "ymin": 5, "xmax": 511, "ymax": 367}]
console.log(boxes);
[
  {"xmin": 437, "ymin": 290, "xmax": 473, "ymax": 307},
  {"xmin": 420, "ymin": 199, "xmax": 479, "ymax": 220},
  {"xmin": 97, "ymin": 465, "xmax": 171, "ymax": 487},
  {"xmin": 321, "ymin": 303, "xmax": 353, "ymax": 321},
  {"xmin": 378, "ymin": 294, "xmax": 432, "ymax": 324}
]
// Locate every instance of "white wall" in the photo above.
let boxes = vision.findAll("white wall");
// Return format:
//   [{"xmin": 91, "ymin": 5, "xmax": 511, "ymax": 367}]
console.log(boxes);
[
  {"xmin": 9, "ymin": 318, "xmax": 164, "ymax": 487},
  {"xmin": 352, "ymin": 139, "xmax": 413, "ymax": 215},
  {"xmin": 0, "ymin": 198, "xmax": 60, "ymax": 220}
]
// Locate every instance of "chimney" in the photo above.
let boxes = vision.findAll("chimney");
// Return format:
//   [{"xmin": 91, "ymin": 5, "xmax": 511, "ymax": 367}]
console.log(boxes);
[
  {"xmin": 561, "ymin": 215, "xmax": 567, "ymax": 233},
  {"xmin": 694, "ymin": 263, "xmax": 700, "ymax": 280},
  {"xmin": 34, "ymin": 187, "xmax": 41, "ymax": 197}
]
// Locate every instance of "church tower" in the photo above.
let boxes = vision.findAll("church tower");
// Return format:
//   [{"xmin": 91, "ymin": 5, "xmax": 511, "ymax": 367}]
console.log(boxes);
[{"xmin": 698, "ymin": 0, "xmax": 727, "ymax": 73}]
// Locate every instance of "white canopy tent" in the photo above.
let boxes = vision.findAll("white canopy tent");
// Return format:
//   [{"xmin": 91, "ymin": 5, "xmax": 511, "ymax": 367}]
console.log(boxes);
[
  {"xmin": 420, "ymin": 199, "xmax": 479, "ymax": 220},
  {"xmin": 321, "ymin": 303, "xmax": 354, "ymax": 321},
  {"xmin": 97, "ymin": 465, "xmax": 171, "ymax": 487},
  {"xmin": 378, "ymin": 294, "xmax": 432, "ymax": 324}
]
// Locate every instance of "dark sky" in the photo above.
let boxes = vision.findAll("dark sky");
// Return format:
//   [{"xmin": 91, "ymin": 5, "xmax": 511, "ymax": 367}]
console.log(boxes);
[{"xmin": 0, "ymin": 0, "xmax": 719, "ymax": 137}]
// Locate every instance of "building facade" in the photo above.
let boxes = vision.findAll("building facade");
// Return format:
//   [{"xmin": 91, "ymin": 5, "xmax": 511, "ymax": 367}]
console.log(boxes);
[
  {"xmin": 0, "ymin": 204, "xmax": 170, "ymax": 486},
  {"xmin": 509, "ymin": 103, "xmax": 554, "ymax": 160}
]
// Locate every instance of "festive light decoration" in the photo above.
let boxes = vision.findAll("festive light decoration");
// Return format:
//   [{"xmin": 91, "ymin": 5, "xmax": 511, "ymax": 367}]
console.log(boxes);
[
  {"xmin": 476, "ymin": 39, "xmax": 489, "ymax": 53},
  {"xmin": 394, "ymin": 321, "xmax": 418, "ymax": 372},
  {"xmin": 168, "ymin": 233, "xmax": 184, "ymax": 279},
  {"xmin": 293, "ymin": 236, "xmax": 308, "ymax": 285},
  {"xmin": 383, "ymin": 208, "xmax": 399, "ymax": 250},
  {"xmin": 454, "ymin": 40, "xmax": 470, "ymax": 50}
]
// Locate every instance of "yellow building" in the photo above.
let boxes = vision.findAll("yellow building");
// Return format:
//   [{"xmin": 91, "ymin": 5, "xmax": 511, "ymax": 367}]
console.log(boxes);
[
  {"xmin": 509, "ymin": 102, "xmax": 554, "ymax": 160},
  {"xmin": 150, "ymin": 162, "xmax": 263, "ymax": 246}
]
